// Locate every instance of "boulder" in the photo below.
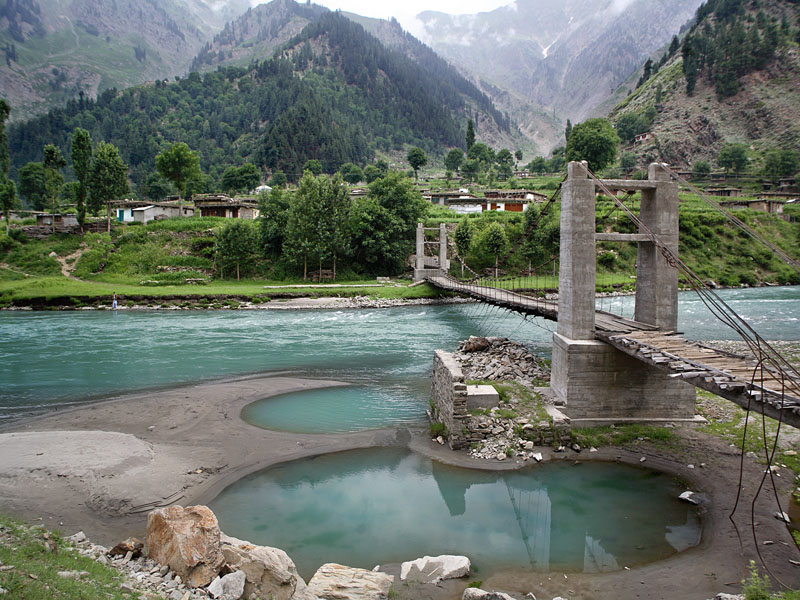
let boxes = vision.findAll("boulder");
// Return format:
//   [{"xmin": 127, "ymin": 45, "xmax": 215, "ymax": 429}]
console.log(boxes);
[
  {"xmin": 208, "ymin": 570, "xmax": 246, "ymax": 600},
  {"xmin": 462, "ymin": 589, "xmax": 517, "ymax": 600},
  {"xmin": 220, "ymin": 534, "xmax": 316, "ymax": 600},
  {"xmin": 146, "ymin": 505, "xmax": 225, "ymax": 588},
  {"xmin": 109, "ymin": 537, "xmax": 144, "ymax": 558},
  {"xmin": 308, "ymin": 563, "xmax": 393, "ymax": 600},
  {"xmin": 400, "ymin": 555, "xmax": 470, "ymax": 583},
  {"xmin": 463, "ymin": 337, "xmax": 490, "ymax": 352}
]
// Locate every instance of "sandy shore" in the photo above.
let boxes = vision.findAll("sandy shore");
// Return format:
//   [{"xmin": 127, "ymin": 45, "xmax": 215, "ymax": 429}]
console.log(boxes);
[{"xmin": 1, "ymin": 375, "xmax": 799, "ymax": 599}]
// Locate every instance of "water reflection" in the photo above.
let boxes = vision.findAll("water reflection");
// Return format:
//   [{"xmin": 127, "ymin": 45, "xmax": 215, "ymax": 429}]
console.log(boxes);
[{"xmin": 209, "ymin": 447, "xmax": 700, "ymax": 578}]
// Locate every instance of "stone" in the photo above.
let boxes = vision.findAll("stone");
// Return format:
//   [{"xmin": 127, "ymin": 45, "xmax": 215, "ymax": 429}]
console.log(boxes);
[
  {"xmin": 67, "ymin": 531, "xmax": 87, "ymax": 544},
  {"xmin": 462, "ymin": 589, "xmax": 516, "ymax": 600},
  {"xmin": 400, "ymin": 555, "xmax": 470, "ymax": 583},
  {"xmin": 463, "ymin": 337, "xmax": 490, "ymax": 352},
  {"xmin": 679, "ymin": 491, "xmax": 700, "ymax": 505},
  {"xmin": 532, "ymin": 453, "xmax": 543, "ymax": 462},
  {"xmin": 57, "ymin": 570, "xmax": 84, "ymax": 579},
  {"xmin": 308, "ymin": 563, "xmax": 393, "ymax": 600},
  {"xmin": 714, "ymin": 594, "xmax": 744, "ymax": 600},
  {"xmin": 111, "ymin": 537, "xmax": 145, "ymax": 558},
  {"xmin": 145, "ymin": 505, "xmax": 225, "ymax": 588},
  {"xmin": 220, "ymin": 533, "xmax": 316, "ymax": 600},
  {"xmin": 207, "ymin": 570, "xmax": 246, "ymax": 600}
]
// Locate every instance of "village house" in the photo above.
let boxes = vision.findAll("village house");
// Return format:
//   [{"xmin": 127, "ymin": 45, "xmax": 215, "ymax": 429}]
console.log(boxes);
[
  {"xmin": 634, "ymin": 132, "xmax": 653, "ymax": 144},
  {"xmin": 194, "ymin": 194, "xmax": 259, "ymax": 219},
  {"xmin": 35, "ymin": 213, "xmax": 78, "ymax": 228},
  {"xmin": 112, "ymin": 200, "xmax": 194, "ymax": 224},
  {"xmin": 423, "ymin": 189, "xmax": 546, "ymax": 214},
  {"xmin": 705, "ymin": 187, "xmax": 742, "ymax": 198},
  {"xmin": 721, "ymin": 198, "xmax": 787, "ymax": 215}
]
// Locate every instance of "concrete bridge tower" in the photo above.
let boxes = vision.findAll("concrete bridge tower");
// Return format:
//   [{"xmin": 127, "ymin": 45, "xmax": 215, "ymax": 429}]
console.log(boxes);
[
  {"xmin": 414, "ymin": 223, "xmax": 450, "ymax": 281},
  {"xmin": 550, "ymin": 162, "xmax": 696, "ymax": 425}
]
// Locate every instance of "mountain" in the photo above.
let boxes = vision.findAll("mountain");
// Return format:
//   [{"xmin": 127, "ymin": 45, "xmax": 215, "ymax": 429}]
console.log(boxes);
[
  {"xmin": 0, "ymin": 0, "xmax": 249, "ymax": 121},
  {"xmin": 609, "ymin": 0, "xmax": 800, "ymax": 168},
  {"xmin": 188, "ymin": 1, "xmax": 525, "ymax": 153},
  {"xmin": 8, "ymin": 11, "xmax": 511, "ymax": 189},
  {"xmin": 415, "ymin": 0, "xmax": 705, "ymax": 153},
  {"xmin": 190, "ymin": 0, "xmax": 327, "ymax": 72}
]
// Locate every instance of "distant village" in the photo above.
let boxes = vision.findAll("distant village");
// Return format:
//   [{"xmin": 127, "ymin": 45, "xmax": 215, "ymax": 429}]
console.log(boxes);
[{"xmin": 10, "ymin": 168, "xmax": 799, "ymax": 237}]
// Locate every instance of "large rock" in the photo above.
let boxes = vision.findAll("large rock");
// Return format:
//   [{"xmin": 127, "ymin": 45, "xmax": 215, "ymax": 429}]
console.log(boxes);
[
  {"xmin": 462, "ymin": 337, "xmax": 490, "ymax": 352},
  {"xmin": 399, "ymin": 555, "xmax": 470, "ymax": 583},
  {"xmin": 462, "ymin": 589, "xmax": 517, "ymax": 600},
  {"xmin": 146, "ymin": 505, "xmax": 225, "ymax": 588},
  {"xmin": 307, "ymin": 563, "xmax": 393, "ymax": 600},
  {"xmin": 220, "ymin": 534, "xmax": 317, "ymax": 600},
  {"xmin": 208, "ymin": 570, "xmax": 246, "ymax": 600}
]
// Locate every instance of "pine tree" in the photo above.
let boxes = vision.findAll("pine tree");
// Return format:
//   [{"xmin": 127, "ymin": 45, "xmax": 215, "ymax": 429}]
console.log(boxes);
[{"xmin": 466, "ymin": 119, "xmax": 475, "ymax": 151}]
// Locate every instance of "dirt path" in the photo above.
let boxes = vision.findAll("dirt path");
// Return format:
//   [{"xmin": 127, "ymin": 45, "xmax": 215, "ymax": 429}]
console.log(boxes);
[{"xmin": 54, "ymin": 243, "xmax": 87, "ymax": 279}]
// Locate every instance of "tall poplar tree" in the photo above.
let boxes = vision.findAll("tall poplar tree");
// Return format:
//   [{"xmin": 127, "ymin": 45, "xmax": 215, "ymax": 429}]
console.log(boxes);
[
  {"xmin": 70, "ymin": 128, "xmax": 93, "ymax": 229},
  {"xmin": 0, "ymin": 99, "xmax": 16, "ymax": 232},
  {"xmin": 43, "ymin": 144, "xmax": 66, "ymax": 230}
]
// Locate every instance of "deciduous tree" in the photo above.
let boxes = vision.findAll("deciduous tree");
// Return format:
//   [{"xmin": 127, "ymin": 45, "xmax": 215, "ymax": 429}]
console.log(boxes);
[
  {"xmin": 303, "ymin": 159, "xmax": 323, "ymax": 176},
  {"xmin": 339, "ymin": 162, "xmax": 363, "ymax": 184},
  {"xmin": 407, "ymin": 147, "xmax": 427, "ymax": 181},
  {"xmin": 215, "ymin": 219, "xmax": 255, "ymax": 280},
  {"xmin": 454, "ymin": 217, "xmax": 473, "ymax": 277},
  {"xmin": 17, "ymin": 162, "xmax": 47, "ymax": 210},
  {"xmin": 89, "ymin": 141, "xmax": 128, "ymax": 216},
  {"xmin": 155, "ymin": 142, "xmax": 201, "ymax": 199},
  {"xmin": 445, "ymin": 148, "xmax": 464, "ymax": 173},
  {"xmin": 565, "ymin": 118, "xmax": 619, "ymax": 173},
  {"xmin": 718, "ymin": 143, "xmax": 748, "ymax": 174},
  {"xmin": 477, "ymin": 221, "xmax": 508, "ymax": 278}
]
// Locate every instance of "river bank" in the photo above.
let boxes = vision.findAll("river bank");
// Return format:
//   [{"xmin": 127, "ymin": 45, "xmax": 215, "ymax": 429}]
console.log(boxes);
[{"xmin": 1, "ymin": 371, "xmax": 798, "ymax": 599}]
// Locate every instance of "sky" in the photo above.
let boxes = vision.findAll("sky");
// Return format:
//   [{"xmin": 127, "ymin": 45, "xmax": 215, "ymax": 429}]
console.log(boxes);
[{"xmin": 301, "ymin": 0, "xmax": 515, "ymax": 36}]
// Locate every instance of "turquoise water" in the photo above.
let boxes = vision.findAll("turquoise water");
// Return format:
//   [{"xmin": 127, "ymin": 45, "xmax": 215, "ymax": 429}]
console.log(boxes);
[
  {"xmin": 1, "ymin": 286, "xmax": 797, "ymax": 423},
  {"xmin": 208, "ymin": 447, "xmax": 701, "ymax": 579},
  {"xmin": 241, "ymin": 385, "xmax": 427, "ymax": 433}
]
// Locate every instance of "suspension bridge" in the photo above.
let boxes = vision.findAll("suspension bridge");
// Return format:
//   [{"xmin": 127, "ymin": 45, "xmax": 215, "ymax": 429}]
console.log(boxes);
[{"xmin": 415, "ymin": 162, "xmax": 800, "ymax": 429}]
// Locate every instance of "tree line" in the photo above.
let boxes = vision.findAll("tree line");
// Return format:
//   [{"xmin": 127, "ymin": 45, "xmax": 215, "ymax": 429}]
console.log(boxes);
[{"xmin": 215, "ymin": 169, "xmax": 427, "ymax": 280}]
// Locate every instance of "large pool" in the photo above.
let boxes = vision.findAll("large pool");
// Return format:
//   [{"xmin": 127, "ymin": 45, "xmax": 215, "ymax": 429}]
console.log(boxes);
[{"xmin": 209, "ymin": 447, "xmax": 701, "ymax": 580}]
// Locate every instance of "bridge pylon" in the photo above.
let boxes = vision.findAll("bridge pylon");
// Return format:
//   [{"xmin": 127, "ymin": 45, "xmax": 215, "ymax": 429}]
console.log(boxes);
[
  {"xmin": 413, "ymin": 222, "xmax": 450, "ymax": 281},
  {"xmin": 551, "ymin": 162, "xmax": 697, "ymax": 425}
]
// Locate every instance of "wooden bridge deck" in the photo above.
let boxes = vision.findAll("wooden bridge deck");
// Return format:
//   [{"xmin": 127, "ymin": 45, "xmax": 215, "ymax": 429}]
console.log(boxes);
[{"xmin": 428, "ymin": 276, "xmax": 800, "ymax": 428}]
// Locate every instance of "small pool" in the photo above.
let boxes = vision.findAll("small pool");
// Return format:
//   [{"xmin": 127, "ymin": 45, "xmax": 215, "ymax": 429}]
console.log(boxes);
[
  {"xmin": 241, "ymin": 384, "xmax": 428, "ymax": 433},
  {"xmin": 209, "ymin": 448, "xmax": 701, "ymax": 579}
]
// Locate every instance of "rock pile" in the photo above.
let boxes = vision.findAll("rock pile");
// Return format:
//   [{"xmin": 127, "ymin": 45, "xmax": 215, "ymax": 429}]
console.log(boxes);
[
  {"xmin": 453, "ymin": 337, "xmax": 550, "ymax": 385},
  {"xmin": 66, "ymin": 530, "xmax": 212, "ymax": 600}
]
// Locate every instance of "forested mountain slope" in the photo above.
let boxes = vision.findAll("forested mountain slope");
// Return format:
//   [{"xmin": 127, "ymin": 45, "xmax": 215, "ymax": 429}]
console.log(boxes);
[
  {"xmin": 0, "ymin": 0, "xmax": 248, "ymax": 121},
  {"xmin": 190, "ymin": 1, "xmax": 520, "ymax": 152},
  {"xmin": 610, "ymin": 0, "xmax": 800, "ymax": 168},
  {"xmin": 190, "ymin": 0, "xmax": 327, "ymax": 72},
  {"xmin": 8, "ymin": 12, "xmax": 508, "ymax": 189}
]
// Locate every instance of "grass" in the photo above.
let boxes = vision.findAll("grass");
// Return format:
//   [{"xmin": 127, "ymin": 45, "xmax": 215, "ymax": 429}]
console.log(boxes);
[
  {"xmin": 0, "ymin": 515, "xmax": 146, "ymax": 600},
  {"xmin": 571, "ymin": 424, "xmax": 678, "ymax": 449},
  {"xmin": 697, "ymin": 391, "xmax": 800, "ymax": 477}
]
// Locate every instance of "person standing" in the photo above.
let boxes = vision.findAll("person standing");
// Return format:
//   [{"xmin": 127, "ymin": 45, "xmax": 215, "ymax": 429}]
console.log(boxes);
[{"xmin": 112, "ymin": 292, "xmax": 118, "ymax": 309}]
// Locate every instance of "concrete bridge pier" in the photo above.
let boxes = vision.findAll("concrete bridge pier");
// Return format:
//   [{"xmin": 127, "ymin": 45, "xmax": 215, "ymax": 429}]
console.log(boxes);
[
  {"xmin": 413, "ymin": 223, "xmax": 450, "ymax": 281},
  {"xmin": 551, "ymin": 162, "xmax": 696, "ymax": 425}
]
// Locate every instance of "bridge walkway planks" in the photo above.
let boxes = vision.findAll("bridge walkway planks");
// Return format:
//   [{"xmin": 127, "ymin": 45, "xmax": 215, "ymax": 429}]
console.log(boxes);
[{"xmin": 427, "ymin": 276, "xmax": 800, "ymax": 429}]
